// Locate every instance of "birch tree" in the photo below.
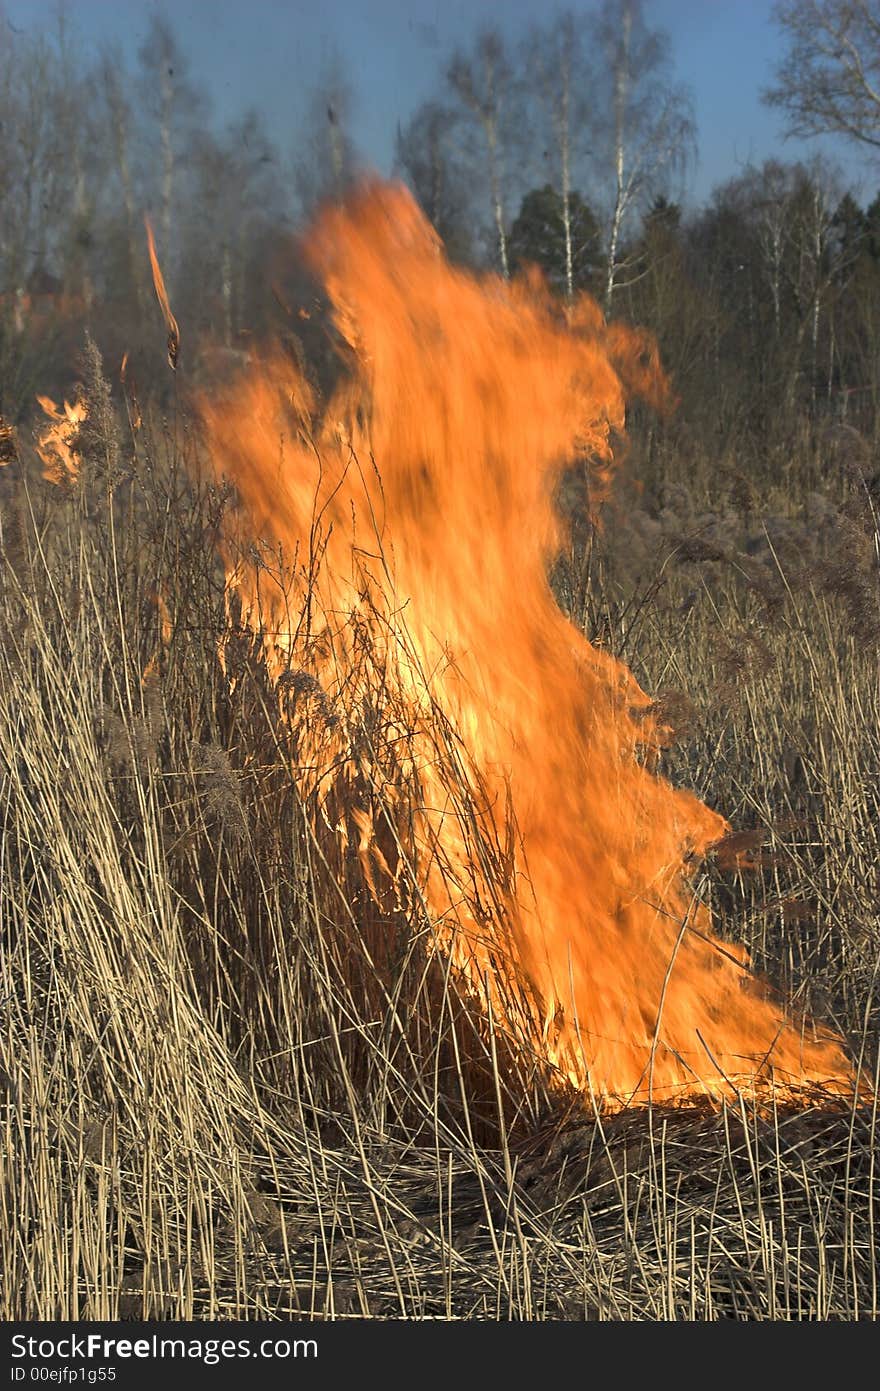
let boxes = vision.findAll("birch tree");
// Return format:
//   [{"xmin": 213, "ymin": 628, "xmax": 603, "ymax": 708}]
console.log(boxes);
[
  {"xmin": 508, "ymin": 185, "xmax": 602, "ymax": 294},
  {"xmin": 706, "ymin": 159, "xmax": 843, "ymax": 412},
  {"xmin": 588, "ymin": 0, "xmax": 695, "ymax": 314},
  {"xmin": 137, "ymin": 17, "xmax": 205, "ymax": 267},
  {"xmin": 395, "ymin": 101, "xmax": 472, "ymax": 260},
  {"xmin": 292, "ymin": 54, "xmax": 359, "ymax": 218},
  {"xmin": 0, "ymin": 27, "xmax": 83, "ymax": 416},
  {"xmin": 525, "ymin": 12, "xmax": 589, "ymax": 301},
  {"xmin": 55, "ymin": 12, "xmax": 100, "ymax": 311},
  {"xmin": 100, "ymin": 46, "xmax": 146, "ymax": 313},
  {"xmin": 766, "ymin": 0, "xmax": 880, "ymax": 150},
  {"xmin": 447, "ymin": 29, "xmax": 522, "ymax": 277},
  {"xmin": 182, "ymin": 111, "xmax": 281, "ymax": 345}
]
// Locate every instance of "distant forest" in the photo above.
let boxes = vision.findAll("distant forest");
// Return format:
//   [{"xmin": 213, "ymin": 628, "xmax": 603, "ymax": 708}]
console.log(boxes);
[{"xmin": 3, "ymin": 1, "xmax": 880, "ymax": 462}]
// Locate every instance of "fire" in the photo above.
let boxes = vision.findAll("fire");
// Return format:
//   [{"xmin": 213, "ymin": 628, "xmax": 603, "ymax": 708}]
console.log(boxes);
[
  {"xmin": 196, "ymin": 181, "xmax": 852, "ymax": 1109},
  {"xmin": 35, "ymin": 395, "xmax": 88, "ymax": 484},
  {"xmin": 145, "ymin": 216, "xmax": 180, "ymax": 371},
  {"xmin": 0, "ymin": 413, "xmax": 17, "ymax": 467}
]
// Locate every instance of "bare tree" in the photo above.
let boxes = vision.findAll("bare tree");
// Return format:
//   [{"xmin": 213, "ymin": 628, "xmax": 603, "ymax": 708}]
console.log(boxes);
[
  {"xmin": 525, "ymin": 12, "xmax": 590, "ymax": 301},
  {"xmin": 100, "ymin": 45, "xmax": 146, "ymax": 313},
  {"xmin": 292, "ymin": 53, "xmax": 359, "ymax": 219},
  {"xmin": 0, "ymin": 31, "xmax": 67, "ymax": 299},
  {"xmin": 588, "ymin": 0, "xmax": 695, "ymax": 314},
  {"xmin": 447, "ymin": 29, "xmax": 522, "ymax": 277},
  {"xmin": 709, "ymin": 158, "xmax": 844, "ymax": 411},
  {"xmin": 395, "ymin": 101, "xmax": 472, "ymax": 260},
  {"xmin": 55, "ymin": 9, "xmax": 100, "ymax": 311},
  {"xmin": 507, "ymin": 184, "xmax": 602, "ymax": 294},
  {"xmin": 137, "ymin": 16, "xmax": 205, "ymax": 265},
  {"xmin": 751, "ymin": 161, "xmax": 799, "ymax": 339},
  {"xmin": 182, "ymin": 111, "xmax": 282, "ymax": 345},
  {"xmin": 0, "ymin": 24, "xmax": 87, "ymax": 416},
  {"xmin": 766, "ymin": 0, "xmax": 880, "ymax": 150},
  {"xmin": 791, "ymin": 160, "xmax": 845, "ymax": 404}
]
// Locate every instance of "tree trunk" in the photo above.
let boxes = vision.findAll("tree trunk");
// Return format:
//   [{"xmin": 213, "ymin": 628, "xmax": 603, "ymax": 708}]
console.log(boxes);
[
  {"xmin": 106, "ymin": 70, "xmax": 145, "ymax": 313},
  {"xmin": 160, "ymin": 63, "xmax": 174, "ymax": 260},
  {"xmin": 486, "ymin": 116, "xmax": 509, "ymax": 279},
  {"xmin": 559, "ymin": 57, "xmax": 573, "ymax": 301},
  {"xmin": 604, "ymin": 2, "xmax": 632, "ymax": 315}
]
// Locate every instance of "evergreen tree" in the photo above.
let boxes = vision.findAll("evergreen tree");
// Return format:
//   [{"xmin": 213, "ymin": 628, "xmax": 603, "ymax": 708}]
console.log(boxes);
[{"xmin": 508, "ymin": 184, "xmax": 602, "ymax": 294}]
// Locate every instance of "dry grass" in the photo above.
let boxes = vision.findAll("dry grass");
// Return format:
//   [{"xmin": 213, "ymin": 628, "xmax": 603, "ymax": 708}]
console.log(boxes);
[{"xmin": 0, "ymin": 365, "xmax": 877, "ymax": 1320}]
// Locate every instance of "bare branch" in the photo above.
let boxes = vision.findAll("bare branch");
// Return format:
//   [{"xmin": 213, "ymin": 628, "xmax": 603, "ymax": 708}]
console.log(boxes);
[{"xmin": 765, "ymin": 0, "xmax": 880, "ymax": 150}]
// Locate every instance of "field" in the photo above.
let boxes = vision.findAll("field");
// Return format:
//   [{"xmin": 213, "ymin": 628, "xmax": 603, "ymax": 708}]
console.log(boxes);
[{"xmin": 1, "ymin": 294, "xmax": 878, "ymax": 1322}]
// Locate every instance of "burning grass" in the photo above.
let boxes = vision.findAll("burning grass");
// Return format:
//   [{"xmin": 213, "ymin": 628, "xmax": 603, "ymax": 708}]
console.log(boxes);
[
  {"xmin": 195, "ymin": 183, "xmax": 854, "ymax": 1108},
  {"xmin": 0, "ymin": 186, "xmax": 877, "ymax": 1319}
]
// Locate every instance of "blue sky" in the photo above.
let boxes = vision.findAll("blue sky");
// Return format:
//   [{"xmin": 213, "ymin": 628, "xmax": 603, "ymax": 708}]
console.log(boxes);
[{"xmin": 4, "ymin": 0, "xmax": 877, "ymax": 207}]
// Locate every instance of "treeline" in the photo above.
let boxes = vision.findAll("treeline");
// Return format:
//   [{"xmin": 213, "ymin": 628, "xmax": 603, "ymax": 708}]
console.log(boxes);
[
  {"xmin": 2, "ymin": 2, "xmax": 880, "ymax": 459},
  {"xmin": 0, "ymin": 13, "xmax": 290, "ymax": 416}
]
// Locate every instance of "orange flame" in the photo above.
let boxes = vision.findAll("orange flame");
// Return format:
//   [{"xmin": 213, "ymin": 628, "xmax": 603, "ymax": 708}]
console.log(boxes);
[
  {"xmin": 0, "ymin": 413, "xmax": 17, "ymax": 467},
  {"xmin": 145, "ymin": 217, "xmax": 180, "ymax": 371},
  {"xmin": 35, "ymin": 395, "xmax": 88, "ymax": 485},
  {"xmin": 197, "ymin": 182, "xmax": 852, "ymax": 1109}
]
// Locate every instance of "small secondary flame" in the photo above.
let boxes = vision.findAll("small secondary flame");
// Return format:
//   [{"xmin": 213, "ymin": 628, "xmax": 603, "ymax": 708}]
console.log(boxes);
[
  {"xmin": 197, "ymin": 182, "xmax": 851, "ymax": 1108},
  {"xmin": 35, "ymin": 395, "xmax": 87, "ymax": 484},
  {"xmin": 145, "ymin": 216, "xmax": 180, "ymax": 371}
]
